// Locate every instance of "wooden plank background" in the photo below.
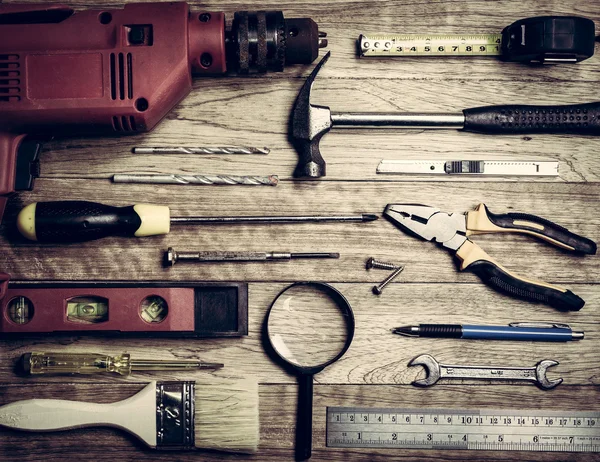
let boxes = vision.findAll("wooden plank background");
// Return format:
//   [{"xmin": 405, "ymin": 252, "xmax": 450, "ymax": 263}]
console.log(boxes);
[{"xmin": 1, "ymin": 0, "xmax": 599, "ymax": 460}]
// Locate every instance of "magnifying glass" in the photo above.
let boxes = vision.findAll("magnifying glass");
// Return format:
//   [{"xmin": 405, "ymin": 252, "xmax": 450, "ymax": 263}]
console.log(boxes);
[{"xmin": 265, "ymin": 282, "xmax": 355, "ymax": 460}]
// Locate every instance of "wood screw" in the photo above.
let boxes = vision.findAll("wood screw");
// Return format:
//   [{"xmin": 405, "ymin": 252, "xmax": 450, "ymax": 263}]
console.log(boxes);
[
  {"xmin": 372, "ymin": 266, "xmax": 405, "ymax": 295},
  {"xmin": 366, "ymin": 257, "xmax": 399, "ymax": 270}
]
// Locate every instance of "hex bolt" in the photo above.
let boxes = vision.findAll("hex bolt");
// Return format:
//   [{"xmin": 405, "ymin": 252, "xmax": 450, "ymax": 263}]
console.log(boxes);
[
  {"xmin": 366, "ymin": 257, "xmax": 399, "ymax": 270},
  {"xmin": 372, "ymin": 266, "xmax": 405, "ymax": 295}
]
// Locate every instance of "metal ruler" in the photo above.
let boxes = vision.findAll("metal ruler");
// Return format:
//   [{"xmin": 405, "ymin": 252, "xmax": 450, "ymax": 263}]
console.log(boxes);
[
  {"xmin": 359, "ymin": 34, "xmax": 502, "ymax": 57},
  {"xmin": 376, "ymin": 160, "xmax": 559, "ymax": 176},
  {"xmin": 327, "ymin": 407, "xmax": 600, "ymax": 452}
]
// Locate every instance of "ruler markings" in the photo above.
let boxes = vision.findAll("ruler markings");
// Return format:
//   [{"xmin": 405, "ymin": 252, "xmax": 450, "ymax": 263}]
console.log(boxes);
[
  {"xmin": 326, "ymin": 407, "xmax": 600, "ymax": 452},
  {"xmin": 360, "ymin": 34, "xmax": 502, "ymax": 57}
]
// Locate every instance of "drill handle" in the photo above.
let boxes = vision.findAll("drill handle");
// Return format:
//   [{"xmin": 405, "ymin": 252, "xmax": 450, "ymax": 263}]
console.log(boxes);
[
  {"xmin": 0, "ymin": 133, "xmax": 42, "ymax": 223},
  {"xmin": 0, "ymin": 133, "xmax": 26, "ymax": 220}
]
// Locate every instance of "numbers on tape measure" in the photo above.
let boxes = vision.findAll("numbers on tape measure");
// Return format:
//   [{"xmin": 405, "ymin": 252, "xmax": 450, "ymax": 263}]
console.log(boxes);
[{"xmin": 360, "ymin": 34, "xmax": 502, "ymax": 57}]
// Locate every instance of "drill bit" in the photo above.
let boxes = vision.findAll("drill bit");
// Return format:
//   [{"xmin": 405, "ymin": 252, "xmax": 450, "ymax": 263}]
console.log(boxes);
[
  {"xmin": 133, "ymin": 146, "xmax": 270, "ymax": 155},
  {"xmin": 113, "ymin": 173, "xmax": 279, "ymax": 186},
  {"xmin": 165, "ymin": 248, "xmax": 340, "ymax": 266}
]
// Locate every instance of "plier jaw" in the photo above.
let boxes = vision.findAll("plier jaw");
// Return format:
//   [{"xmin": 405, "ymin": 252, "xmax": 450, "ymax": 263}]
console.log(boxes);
[{"xmin": 383, "ymin": 204, "xmax": 467, "ymax": 251}]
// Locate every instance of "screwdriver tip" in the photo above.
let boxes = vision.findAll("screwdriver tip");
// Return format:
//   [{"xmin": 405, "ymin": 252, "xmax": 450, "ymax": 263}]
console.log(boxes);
[
  {"xmin": 291, "ymin": 252, "xmax": 340, "ymax": 259},
  {"xmin": 362, "ymin": 214, "xmax": 379, "ymax": 222},
  {"xmin": 200, "ymin": 362, "xmax": 225, "ymax": 369}
]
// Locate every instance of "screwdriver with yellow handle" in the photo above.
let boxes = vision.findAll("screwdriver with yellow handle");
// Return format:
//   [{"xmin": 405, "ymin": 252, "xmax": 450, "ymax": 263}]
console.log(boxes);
[
  {"xmin": 17, "ymin": 201, "xmax": 378, "ymax": 243},
  {"xmin": 18, "ymin": 351, "xmax": 223, "ymax": 377}
]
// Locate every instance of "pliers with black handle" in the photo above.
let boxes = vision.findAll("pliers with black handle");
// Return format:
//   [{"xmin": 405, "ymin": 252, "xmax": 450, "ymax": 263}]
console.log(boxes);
[{"xmin": 384, "ymin": 203, "xmax": 596, "ymax": 311}]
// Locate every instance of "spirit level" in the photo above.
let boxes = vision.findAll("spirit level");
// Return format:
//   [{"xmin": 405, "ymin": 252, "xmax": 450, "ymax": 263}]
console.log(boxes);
[{"xmin": 0, "ymin": 273, "xmax": 247, "ymax": 337}]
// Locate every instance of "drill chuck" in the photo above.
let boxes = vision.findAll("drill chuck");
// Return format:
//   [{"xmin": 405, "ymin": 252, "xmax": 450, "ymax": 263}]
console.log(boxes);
[{"xmin": 227, "ymin": 11, "xmax": 325, "ymax": 73}]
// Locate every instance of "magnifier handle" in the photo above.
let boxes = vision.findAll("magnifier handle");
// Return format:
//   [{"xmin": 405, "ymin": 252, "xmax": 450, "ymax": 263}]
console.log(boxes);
[{"xmin": 296, "ymin": 374, "xmax": 314, "ymax": 460}]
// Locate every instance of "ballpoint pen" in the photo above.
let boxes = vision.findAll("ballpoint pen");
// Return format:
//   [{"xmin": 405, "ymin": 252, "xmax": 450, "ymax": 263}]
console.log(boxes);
[{"xmin": 392, "ymin": 322, "xmax": 584, "ymax": 342}]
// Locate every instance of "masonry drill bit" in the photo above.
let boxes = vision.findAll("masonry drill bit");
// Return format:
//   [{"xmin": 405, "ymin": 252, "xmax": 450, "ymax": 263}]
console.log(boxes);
[
  {"xmin": 165, "ymin": 247, "xmax": 340, "ymax": 266},
  {"xmin": 113, "ymin": 173, "xmax": 279, "ymax": 186},
  {"xmin": 133, "ymin": 146, "xmax": 270, "ymax": 155},
  {"xmin": 18, "ymin": 352, "xmax": 223, "ymax": 376}
]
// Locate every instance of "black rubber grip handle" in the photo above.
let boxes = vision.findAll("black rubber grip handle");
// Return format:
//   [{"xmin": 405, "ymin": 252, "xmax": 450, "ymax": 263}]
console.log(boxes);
[
  {"xmin": 419, "ymin": 324, "xmax": 462, "ymax": 338},
  {"xmin": 35, "ymin": 201, "xmax": 142, "ymax": 243},
  {"xmin": 484, "ymin": 205, "xmax": 597, "ymax": 255},
  {"xmin": 467, "ymin": 260, "xmax": 584, "ymax": 311},
  {"xmin": 463, "ymin": 102, "xmax": 600, "ymax": 135},
  {"xmin": 295, "ymin": 374, "xmax": 314, "ymax": 460}
]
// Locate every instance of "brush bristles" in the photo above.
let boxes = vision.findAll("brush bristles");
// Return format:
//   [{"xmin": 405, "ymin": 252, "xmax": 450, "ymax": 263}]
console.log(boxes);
[{"xmin": 195, "ymin": 379, "xmax": 259, "ymax": 453}]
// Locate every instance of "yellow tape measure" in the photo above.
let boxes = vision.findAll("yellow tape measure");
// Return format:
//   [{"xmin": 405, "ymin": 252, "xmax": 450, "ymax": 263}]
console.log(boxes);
[
  {"xmin": 357, "ymin": 16, "xmax": 597, "ymax": 63},
  {"xmin": 359, "ymin": 34, "xmax": 502, "ymax": 57}
]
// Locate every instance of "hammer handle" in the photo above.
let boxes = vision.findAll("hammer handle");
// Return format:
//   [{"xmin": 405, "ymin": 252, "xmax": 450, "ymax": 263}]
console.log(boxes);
[{"xmin": 463, "ymin": 101, "xmax": 600, "ymax": 135}]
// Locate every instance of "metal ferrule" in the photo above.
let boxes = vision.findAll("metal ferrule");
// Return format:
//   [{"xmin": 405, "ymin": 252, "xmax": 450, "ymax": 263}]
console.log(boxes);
[
  {"xmin": 156, "ymin": 381, "xmax": 195, "ymax": 450},
  {"xmin": 330, "ymin": 112, "xmax": 465, "ymax": 129}
]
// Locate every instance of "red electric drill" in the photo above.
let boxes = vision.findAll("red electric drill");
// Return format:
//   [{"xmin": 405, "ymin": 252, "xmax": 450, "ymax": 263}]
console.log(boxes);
[{"xmin": 0, "ymin": 2, "xmax": 327, "ymax": 220}]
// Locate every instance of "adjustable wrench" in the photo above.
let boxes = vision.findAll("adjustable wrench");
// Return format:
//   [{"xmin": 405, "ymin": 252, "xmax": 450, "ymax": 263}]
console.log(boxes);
[{"xmin": 408, "ymin": 354, "xmax": 562, "ymax": 390}]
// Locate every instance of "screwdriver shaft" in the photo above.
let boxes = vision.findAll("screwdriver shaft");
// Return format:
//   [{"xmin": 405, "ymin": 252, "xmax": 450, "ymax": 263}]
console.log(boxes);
[
  {"xmin": 133, "ymin": 146, "xmax": 270, "ymax": 155},
  {"xmin": 131, "ymin": 359, "xmax": 224, "ymax": 371},
  {"xmin": 170, "ymin": 214, "xmax": 378, "ymax": 224},
  {"xmin": 113, "ymin": 173, "xmax": 279, "ymax": 186}
]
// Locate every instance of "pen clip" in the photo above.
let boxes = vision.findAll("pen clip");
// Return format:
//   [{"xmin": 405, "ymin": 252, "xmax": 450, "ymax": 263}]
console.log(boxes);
[{"xmin": 509, "ymin": 322, "xmax": 571, "ymax": 329}]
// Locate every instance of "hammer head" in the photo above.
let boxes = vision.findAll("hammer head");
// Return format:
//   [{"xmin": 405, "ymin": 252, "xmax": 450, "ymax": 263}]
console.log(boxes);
[{"xmin": 290, "ymin": 51, "xmax": 332, "ymax": 178}]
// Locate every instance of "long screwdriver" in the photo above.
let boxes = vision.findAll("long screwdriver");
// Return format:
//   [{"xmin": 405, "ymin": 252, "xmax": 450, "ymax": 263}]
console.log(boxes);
[{"xmin": 17, "ymin": 201, "xmax": 378, "ymax": 243}]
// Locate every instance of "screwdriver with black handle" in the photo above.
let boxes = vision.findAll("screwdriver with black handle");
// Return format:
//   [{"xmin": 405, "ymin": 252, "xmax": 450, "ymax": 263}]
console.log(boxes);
[{"xmin": 17, "ymin": 201, "xmax": 378, "ymax": 243}]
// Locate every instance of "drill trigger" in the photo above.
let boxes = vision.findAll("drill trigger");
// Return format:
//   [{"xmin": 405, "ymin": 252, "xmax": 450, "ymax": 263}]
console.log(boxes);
[{"xmin": 15, "ymin": 140, "xmax": 41, "ymax": 191}]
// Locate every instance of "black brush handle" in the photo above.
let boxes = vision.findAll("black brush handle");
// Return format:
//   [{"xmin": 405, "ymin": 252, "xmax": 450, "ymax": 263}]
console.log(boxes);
[{"xmin": 463, "ymin": 102, "xmax": 600, "ymax": 135}]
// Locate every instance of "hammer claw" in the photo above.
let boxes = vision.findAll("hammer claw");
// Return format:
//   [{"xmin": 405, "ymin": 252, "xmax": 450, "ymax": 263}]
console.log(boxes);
[{"xmin": 291, "ymin": 52, "xmax": 332, "ymax": 178}]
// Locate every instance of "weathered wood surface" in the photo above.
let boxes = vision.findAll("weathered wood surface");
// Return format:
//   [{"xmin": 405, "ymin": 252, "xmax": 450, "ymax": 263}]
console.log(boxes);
[{"xmin": 1, "ymin": 0, "xmax": 600, "ymax": 460}]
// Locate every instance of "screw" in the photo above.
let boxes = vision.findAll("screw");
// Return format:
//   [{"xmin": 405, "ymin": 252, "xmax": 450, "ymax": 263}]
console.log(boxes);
[
  {"xmin": 372, "ymin": 266, "xmax": 405, "ymax": 295},
  {"xmin": 366, "ymin": 257, "xmax": 399, "ymax": 270}
]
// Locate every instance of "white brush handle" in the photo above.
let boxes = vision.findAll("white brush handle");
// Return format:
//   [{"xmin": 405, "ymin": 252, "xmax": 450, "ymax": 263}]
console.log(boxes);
[{"xmin": 0, "ymin": 382, "xmax": 157, "ymax": 446}]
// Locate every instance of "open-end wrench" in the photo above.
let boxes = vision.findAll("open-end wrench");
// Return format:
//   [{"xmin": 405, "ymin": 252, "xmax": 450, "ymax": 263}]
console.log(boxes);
[{"xmin": 408, "ymin": 354, "xmax": 562, "ymax": 390}]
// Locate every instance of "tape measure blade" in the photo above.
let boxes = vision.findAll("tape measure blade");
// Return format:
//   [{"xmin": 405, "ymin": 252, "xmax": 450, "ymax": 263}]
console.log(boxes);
[
  {"xmin": 326, "ymin": 407, "xmax": 600, "ymax": 452},
  {"xmin": 360, "ymin": 34, "xmax": 502, "ymax": 57}
]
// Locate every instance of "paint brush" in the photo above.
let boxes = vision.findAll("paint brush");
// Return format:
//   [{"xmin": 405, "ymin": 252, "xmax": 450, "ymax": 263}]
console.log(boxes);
[{"xmin": 0, "ymin": 380, "xmax": 259, "ymax": 453}]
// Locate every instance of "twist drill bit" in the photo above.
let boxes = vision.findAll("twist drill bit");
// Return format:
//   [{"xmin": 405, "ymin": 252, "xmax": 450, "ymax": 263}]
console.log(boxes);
[
  {"xmin": 133, "ymin": 146, "xmax": 270, "ymax": 155},
  {"xmin": 113, "ymin": 174, "xmax": 279, "ymax": 186}
]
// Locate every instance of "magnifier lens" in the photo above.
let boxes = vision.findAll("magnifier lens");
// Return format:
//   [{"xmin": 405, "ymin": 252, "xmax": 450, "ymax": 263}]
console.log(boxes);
[{"xmin": 267, "ymin": 284, "xmax": 350, "ymax": 368}]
